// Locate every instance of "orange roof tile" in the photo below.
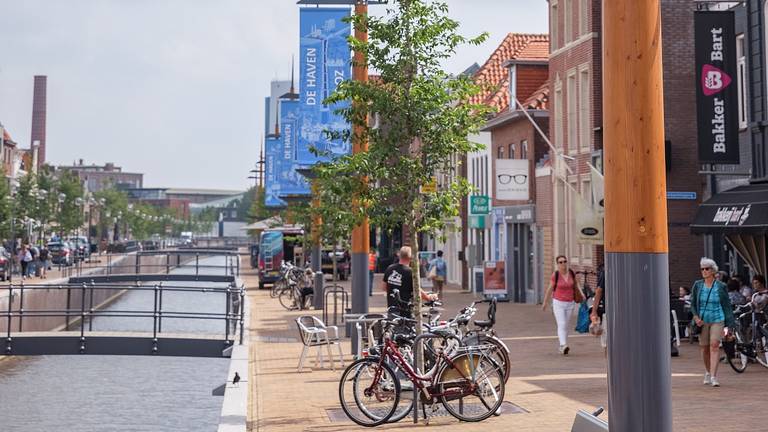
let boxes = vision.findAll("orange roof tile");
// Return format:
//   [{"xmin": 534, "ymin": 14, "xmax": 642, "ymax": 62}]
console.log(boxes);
[
  {"xmin": 521, "ymin": 82, "xmax": 549, "ymax": 110},
  {"xmin": 470, "ymin": 33, "xmax": 549, "ymax": 112}
]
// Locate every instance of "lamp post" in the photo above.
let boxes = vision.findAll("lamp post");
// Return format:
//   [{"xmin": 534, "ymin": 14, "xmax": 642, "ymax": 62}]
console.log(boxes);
[
  {"xmin": 36, "ymin": 189, "xmax": 48, "ymax": 245},
  {"xmin": 57, "ymin": 192, "xmax": 66, "ymax": 239}
]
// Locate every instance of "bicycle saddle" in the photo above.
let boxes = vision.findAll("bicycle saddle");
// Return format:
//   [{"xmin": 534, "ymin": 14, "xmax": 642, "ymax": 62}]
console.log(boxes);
[{"xmin": 473, "ymin": 319, "xmax": 493, "ymax": 329}]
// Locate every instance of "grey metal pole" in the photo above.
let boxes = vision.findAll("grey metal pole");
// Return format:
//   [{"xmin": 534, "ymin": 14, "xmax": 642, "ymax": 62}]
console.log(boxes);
[
  {"xmin": 312, "ymin": 245, "xmax": 323, "ymax": 310},
  {"xmin": 603, "ymin": 0, "xmax": 672, "ymax": 430}
]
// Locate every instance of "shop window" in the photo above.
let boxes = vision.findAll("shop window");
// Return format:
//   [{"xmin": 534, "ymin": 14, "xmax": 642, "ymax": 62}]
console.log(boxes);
[
  {"xmin": 497, "ymin": 145, "xmax": 504, "ymax": 159},
  {"xmin": 554, "ymin": 78, "xmax": 563, "ymax": 150},
  {"xmin": 579, "ymin": 0, "xmax": 589, "ymax": 36},
  {"xmin": 551, "ymin": 1, "xmax": 559, "ymax": 50},
  {"xmin": 737, "ymin": 34, "xmax": 747, "ymax": 130},
  {"xmin": 567, "ymin": 71, "xmax": 578, "ymax": 155},
  {"xmin": 521, "ymin": 140, "xmax": 529, "ymax": 159},
  {"xmin": 579, "ymin": 65, "xmax": 591, "ymax": 153}
]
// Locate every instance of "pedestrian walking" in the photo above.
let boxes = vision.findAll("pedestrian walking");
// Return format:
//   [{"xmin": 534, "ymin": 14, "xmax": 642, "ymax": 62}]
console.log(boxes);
[
  {"xmin": 17, "ymin": 245, "xmax": 32, "ymax": 281},
  {"xmin": 590, "ymin": 264, "xmax": 607, "ymax": 354},
  {"xmin": 542, "ymin": 255, "xmax": 584, "ymax": 355},
  {"xmin": 38, "ymin": 245, "xmax": 49, "ymax": 279},
  {"xmin": 428, "ymin": 250, "xmax": 447, "ymax": 298},
  {"xmin": 29, "ymin": 245, "xmax": 39, "ymax": 277},
  {"xmin": 690, "ymin": 257, "xmax": 735, "ymax": 388},
  {"xmin": 381, "ymin": 246, "xmax": 437, "ymax": 317},
  {"xmin": 368, "ymin": 248, "xmax": 376, "ymax": 296}
]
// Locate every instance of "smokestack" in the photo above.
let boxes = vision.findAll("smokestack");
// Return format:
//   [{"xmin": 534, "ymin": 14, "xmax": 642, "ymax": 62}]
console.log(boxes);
[{"xmin": 31, "ymin": 76, "xmax": 47, "ymax": 168}]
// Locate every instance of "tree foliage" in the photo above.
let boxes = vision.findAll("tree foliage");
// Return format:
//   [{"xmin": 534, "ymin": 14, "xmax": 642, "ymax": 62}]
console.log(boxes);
[{"xmin": 315, "ymin": 0, "xmax": 490, "ymax": 303}]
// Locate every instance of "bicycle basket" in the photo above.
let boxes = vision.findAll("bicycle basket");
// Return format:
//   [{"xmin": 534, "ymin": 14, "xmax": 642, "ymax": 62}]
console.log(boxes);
[{"xmin": 441, "ymin": 353, "xmax": 481, "ymax": 382}]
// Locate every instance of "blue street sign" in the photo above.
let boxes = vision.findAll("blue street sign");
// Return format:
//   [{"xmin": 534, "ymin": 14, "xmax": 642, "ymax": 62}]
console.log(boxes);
[{"xmin": 667, "ymin": 191, "xmax": 698, "ymax": 200}]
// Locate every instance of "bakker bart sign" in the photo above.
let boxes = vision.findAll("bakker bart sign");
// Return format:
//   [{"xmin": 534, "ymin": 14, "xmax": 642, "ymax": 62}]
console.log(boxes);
[{"xmin": 695, "ymin": 11, "xmax": 740, "ymax": 164}]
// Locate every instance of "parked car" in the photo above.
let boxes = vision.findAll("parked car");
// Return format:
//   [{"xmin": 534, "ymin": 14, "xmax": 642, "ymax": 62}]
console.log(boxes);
[
  {"xmin": 141, "ymin": 240, "xmax": 160, "ymax": 251},
  {"xmin": 48, "ymin": 241, "xmax": 74, "ymax": 266},
  {"xmin": 321, "ymin": 248, "xmax": 350, "ymax": 280},
  {"xmin": 0, "ymin": 246, "xmax": 10, "ymax": 281},
  {"xmin": 66, "ymin": 236, "xmax": 90, "ymax": 262}
]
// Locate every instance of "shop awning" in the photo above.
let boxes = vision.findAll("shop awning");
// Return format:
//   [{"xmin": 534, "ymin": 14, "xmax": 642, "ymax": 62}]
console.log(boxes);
[{"xmin": 690, "ymin": 183, "xmax": 768, "ymax": 235}]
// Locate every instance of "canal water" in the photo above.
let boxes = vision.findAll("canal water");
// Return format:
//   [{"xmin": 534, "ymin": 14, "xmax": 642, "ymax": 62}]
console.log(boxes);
[{"xmin": 0, "ymin": 256, "xmax": 233, "ymax": 432}]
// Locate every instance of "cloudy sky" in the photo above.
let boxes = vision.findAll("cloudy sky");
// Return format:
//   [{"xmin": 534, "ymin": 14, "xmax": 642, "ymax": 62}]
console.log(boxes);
[{"xmin": 0, "ymin": 0, "xmax": 547, "ymax": 191}]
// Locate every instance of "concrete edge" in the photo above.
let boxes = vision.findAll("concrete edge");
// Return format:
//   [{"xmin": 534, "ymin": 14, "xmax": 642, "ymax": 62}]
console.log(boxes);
[{"xmin": 217, "ymin": 291, "xmax": 250, "ymax": 432}]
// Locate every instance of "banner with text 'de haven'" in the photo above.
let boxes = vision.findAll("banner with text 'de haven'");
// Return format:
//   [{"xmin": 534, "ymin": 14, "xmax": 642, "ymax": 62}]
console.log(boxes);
[
  {"xmin": 695, "ymin": 11, "xmax": 739, "ymax": 164},
  {"xmin": 298, "ymin": 7, "xmax": 352, "ymax": 166}
]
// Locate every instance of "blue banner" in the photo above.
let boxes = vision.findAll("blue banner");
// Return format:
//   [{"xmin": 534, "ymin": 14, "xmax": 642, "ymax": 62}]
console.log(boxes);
[
  {"xmin": 278, "ymin": 99, "xmax": 310, "ymax": 196},
  {"xmin": 298, "ymin": 7, "xmax": 352, "ymax": 165},
  {"xmin": 264, "ymin": 136, "xmax": 286, "ymax": 208}
]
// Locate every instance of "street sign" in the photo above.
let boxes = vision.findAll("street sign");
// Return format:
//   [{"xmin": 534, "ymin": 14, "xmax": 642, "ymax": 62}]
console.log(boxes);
[
  {"xmin": 470, "ymin": 195, "xmax": 490, "ymax": 215},
  {"xmin": 667, "ymin": 191, "xmax": 697, "ymax": 200},
  {"xmin": 469, "ymin": 215, "xmax": 487, "ymax": 229},
  {"xmin": 420, "ymin": 178, "xmax": 437, "ymax": 194}
]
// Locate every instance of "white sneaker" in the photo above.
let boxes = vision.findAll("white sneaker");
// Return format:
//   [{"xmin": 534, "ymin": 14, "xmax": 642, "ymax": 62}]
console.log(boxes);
[
  {"xmin": 710, "ymin": 377, "xmax": 720, "ymax": 387},
  {"xmin": 558, "ymin": 345, "xmax": 565, "ymax": 354},
  {"xmin": 703, "ymin": 373, "xmax": 711, "ymax": 385}
]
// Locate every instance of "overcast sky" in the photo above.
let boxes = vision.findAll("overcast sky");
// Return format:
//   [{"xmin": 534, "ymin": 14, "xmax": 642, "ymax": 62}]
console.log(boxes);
[{"xmin": 0, "ymin": 0, "xmax": 547, "ymax": 191}]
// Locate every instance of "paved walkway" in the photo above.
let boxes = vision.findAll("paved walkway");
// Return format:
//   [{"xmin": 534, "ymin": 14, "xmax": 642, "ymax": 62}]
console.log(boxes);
[{"xmin": 245, "ymin": 266, "xmax": 767, "ymax": 431}]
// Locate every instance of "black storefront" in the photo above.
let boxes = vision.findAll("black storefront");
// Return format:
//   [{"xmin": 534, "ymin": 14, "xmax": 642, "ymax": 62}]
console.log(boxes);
[
  {"xmin": 691, "ymin": 183, "xmax": 768, "ymax": 275},
  {"xmin": 691, "ymin": 3, "xmax": 768, "ymax": 278}
]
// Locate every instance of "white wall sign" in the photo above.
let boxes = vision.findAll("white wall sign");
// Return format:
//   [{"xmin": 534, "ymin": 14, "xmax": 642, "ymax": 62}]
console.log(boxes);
[{"xmin": 496, "ymin": 159, "xmax": 530, "ymax": 201}]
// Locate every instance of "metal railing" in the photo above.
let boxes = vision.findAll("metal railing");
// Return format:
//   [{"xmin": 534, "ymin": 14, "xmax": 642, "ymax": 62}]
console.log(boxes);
[
  {"xmin": 55, "ymin": 250, "xmax": 241, "ymax": 279},
  {"xmin": 2, "ymin": 281, "xmax": 245, "ymax": 356}
]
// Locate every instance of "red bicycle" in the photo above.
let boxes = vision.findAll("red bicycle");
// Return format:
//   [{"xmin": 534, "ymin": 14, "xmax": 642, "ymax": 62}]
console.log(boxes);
[{"xmin": 338, "ymin": 316, "xmax": 505, "ymax": 426}]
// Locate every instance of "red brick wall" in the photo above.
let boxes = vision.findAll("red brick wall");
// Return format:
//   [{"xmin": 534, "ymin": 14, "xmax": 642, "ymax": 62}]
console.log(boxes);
[{"xmin": 516, "ymin": 65, "xmax": 549, "ymax": 103}]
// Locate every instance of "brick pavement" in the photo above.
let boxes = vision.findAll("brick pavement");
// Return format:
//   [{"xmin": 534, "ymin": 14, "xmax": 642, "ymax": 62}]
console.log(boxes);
[{"xmin": 245, "ymin": 267, "xmax": 766, "ymax": 431}]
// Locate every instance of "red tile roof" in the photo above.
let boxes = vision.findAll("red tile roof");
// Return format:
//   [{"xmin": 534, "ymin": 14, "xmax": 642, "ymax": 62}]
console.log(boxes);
[
  {"xmin": 470, "ymin": 33, "xmax": 549, "ymax": 113},
  {"xmin": 2, "ymin": 129, "xmax": 10, "ymax": 141}
]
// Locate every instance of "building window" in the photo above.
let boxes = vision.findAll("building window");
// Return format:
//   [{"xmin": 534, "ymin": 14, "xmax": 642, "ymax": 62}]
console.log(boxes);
[
  {"xmin": 737, "ymin": 34, "xmax": 748, "ymax": 130},
  {"xmin": 564, "ymin": 0, "xmax": 572, "ymax": 44},
  {"xmin": 497, "ymin": 145, "xmax": 504, "ymax": 159},
  {"xmin": 509, "ymin": 143, "xmax": 516, "ymax": 159},
  {"xmin": 579, "ymin": 0, "xmax": 589, "ymax": 36},
  {"xmin": 579, "ymin": 66, "xmax": 591, "ymax": 153},
  {"xmin": 580, "ymin": 178, "xmax": 593, "ymax": 262},
  {"xmin": 554, "ymin": 78, "xmax": 563, "ymax": 150},
  {"xmin": 521, "ymin": 140, "xmax": 528, "ymax": 159},
  {"xmin": 567, "ymin": 71, "xmax": 578, "ymax": 155},
  {"xmin": 551, "ymin": 0, "xmax": 559, "ymax": 50},
  {"xmin": 566, "ymin": 178, "xmax": 578, "ymax": 263}
]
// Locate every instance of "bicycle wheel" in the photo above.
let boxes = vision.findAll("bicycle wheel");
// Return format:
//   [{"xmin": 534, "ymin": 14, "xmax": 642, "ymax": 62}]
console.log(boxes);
[
  {"xmin": 278, "ymin": 286, "xmax": 296, "ymax": 310},
  {"xmin": 756, "ymin": 335, "xmax": 768, "ymax": 368},
  {"xmin": 270, "ymin": 280, "xmax": 284, "ymax": 298},
  {"xmin": 727, "ymin": 331, "xmax": 748, "ymax": 373},
  {"xmin": 466, "ymin": 334, "xmax": 510, "ymax": 384},
  {"xmin": 438, "ymin": 352, "xmax": 504, "ymax": 422},
  {"xmin": 339, "ymin": 357, "xmax": 400, "ymax": 427}
]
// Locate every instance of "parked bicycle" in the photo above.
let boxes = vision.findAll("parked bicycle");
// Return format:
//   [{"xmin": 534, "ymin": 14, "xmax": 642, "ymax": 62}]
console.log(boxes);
[{"xmin": 724, "ymin": 294, "xmax": 768, "ymax": 373}]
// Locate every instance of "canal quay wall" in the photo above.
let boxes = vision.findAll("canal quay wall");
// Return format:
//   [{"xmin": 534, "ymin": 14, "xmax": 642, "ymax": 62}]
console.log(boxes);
[{"xmin": 0, "ymin": 253, "xmax": 178, "ymax": 334}]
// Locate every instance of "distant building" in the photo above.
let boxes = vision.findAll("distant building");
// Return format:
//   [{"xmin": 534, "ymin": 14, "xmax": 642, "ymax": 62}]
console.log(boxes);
[
  {"xmin": 31, "ymin": 76, "xmax": 47, "ymax": 169},
  {"xmin": 123, "ymin": 187, "xmax": 244, "ymax": 219},
  {"xmin": 58, "ymin": 160, "xmax": 143, "ymax": 193}
]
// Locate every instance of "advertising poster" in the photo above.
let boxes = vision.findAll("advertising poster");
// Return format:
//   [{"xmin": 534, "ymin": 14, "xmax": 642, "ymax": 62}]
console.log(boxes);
[
  {"xmin": 418, "ymin": 251, "xmax": 436, "ymax": 289},
  {"xmin": 695, "ymin": 11, "xmax": 739, "ymax": 164},
  {"xmin": 496, "ymin": 159, "xmax": 530, "ymax": 201},
  {"xmin": 298, "ymin": 8, "xmax": 352, "ymax": 165},
  {"xmin": 483, "ymin": 261, "xmax": 506, "ymax": 297},
  {"xmin": 278, "ymin": 99, "xmax": 311, "ymax": 197},
  {"xmin": 264, "ymin": 136, "xmax": 286, "ymax": 208}
]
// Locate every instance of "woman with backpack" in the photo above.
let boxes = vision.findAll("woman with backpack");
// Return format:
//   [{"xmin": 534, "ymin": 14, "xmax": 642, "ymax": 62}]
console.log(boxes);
[
  {"xmin": 542, "ymin": 255, "xmax": 584, "ymax": 355},
  {"xmin": 428, "ymin": 250, "xmax": 447, "ymax": 298}
]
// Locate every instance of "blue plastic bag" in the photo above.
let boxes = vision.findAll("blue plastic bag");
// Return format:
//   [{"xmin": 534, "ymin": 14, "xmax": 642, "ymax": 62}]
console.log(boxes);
[{"xmin": 575, "ymin": 301, "xmax": 590, "ymax": 333}]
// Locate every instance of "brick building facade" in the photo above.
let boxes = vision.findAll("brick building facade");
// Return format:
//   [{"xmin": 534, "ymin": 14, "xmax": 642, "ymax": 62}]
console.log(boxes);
[{"xmin": 547, "ymin": 0, "xmax": 706, "ymax": 290}]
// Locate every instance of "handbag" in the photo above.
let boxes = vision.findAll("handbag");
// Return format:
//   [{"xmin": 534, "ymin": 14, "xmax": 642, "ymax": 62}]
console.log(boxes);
[{"xmin": 575, "ymin": 302, "xmax": 590, "ymax": 333}]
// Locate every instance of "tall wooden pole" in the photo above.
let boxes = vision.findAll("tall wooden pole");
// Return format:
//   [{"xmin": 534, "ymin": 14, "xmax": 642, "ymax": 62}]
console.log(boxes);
[
  {"xmin": 603, "ymin": 0, "xmax": 672, "ymax": 430},
  {"xmin": 351, "ymin": 1, "xmax": 370, "ymax": 316}
]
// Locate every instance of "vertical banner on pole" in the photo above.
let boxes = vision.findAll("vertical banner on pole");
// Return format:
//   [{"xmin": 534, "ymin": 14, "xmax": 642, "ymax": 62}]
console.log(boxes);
[
  {"xmin": 279, "ymin": 99, "xmax": 311, "ymax": 196},
  {"xmin": 265, "ymin": 136, "xmax": 286, "ymax": 208},
  {"xmin": 298, "ymin": 8, "xmax": 352, "ymax": 165},
  {"xmin": 695, "ymin": 11, "xmax": 739, "ymax": 164}
]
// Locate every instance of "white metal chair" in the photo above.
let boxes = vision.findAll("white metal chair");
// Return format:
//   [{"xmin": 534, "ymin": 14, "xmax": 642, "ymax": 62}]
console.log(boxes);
[{"xmin": 295, "ymin": 316, "xmax": 343, "ymax": 372}]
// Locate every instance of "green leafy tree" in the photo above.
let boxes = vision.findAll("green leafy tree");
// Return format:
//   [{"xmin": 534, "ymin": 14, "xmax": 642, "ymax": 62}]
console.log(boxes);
[
  {"xmin": 57, "ymin": 171, "xmax": 85, "ymax": 235},
  {"xmin": 317, "ymin": 0, "xmax": 490, "ymax": 336}
]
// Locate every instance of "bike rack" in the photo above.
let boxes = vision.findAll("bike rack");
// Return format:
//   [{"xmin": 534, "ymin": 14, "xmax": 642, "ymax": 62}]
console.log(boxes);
[{"xmin": 323, "ymin": 285, "xmax": 349, "ymax": 327}]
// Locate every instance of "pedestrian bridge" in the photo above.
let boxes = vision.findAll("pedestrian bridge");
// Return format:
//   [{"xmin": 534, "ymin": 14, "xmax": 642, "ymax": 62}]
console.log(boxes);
[{"xmin": 1, "ymin": 250, "xmax": 246, "ymax": 358}]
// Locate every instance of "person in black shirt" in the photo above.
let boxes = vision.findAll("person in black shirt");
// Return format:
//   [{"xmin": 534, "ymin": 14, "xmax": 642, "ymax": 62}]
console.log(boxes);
[
  {"xmin": 591, "ymin": 264, "xmax": 607, "ymax": 351},
  {"xmin": 381, "ymin": 246, "xmax": 437, "ymax": 316}
]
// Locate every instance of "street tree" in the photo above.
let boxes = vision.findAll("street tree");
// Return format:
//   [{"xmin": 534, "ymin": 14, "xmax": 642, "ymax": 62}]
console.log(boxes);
[
  {"xmin": 317, "ymin": 0, "xmax": 491, "ymax": 339},
  {"xmin": 56, "ymin": 171, "xmax": 85, "ymax": 235}
]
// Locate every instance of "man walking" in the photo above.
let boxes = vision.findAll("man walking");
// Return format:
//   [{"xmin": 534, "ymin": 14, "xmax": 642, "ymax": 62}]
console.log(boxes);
[
  {"xmin": 428, "ymin": 250, "xmax": 447, "ymax": 298},
  {"xmin": 381, "ymin": 246, "xmax": 437, "ymax": 317}
]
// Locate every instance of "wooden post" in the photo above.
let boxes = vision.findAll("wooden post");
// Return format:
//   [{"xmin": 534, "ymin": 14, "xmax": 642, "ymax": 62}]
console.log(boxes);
[
  {"xmin": 351, "ymin": 1, "xmax": 370, "ymax": 316},
  {"xmin": 603, "ymin": 0, "xmax": 672, "ymax": 430}
]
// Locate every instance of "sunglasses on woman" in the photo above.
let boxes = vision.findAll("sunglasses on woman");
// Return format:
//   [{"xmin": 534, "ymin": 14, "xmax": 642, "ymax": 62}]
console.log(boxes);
[
  {"xmin": 701, "ymin": 267, "xmax": 711, "ymax": 271},
  {"xmin": 558, "ymin": 260, "xmax": 567, "ymax": 264}
]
